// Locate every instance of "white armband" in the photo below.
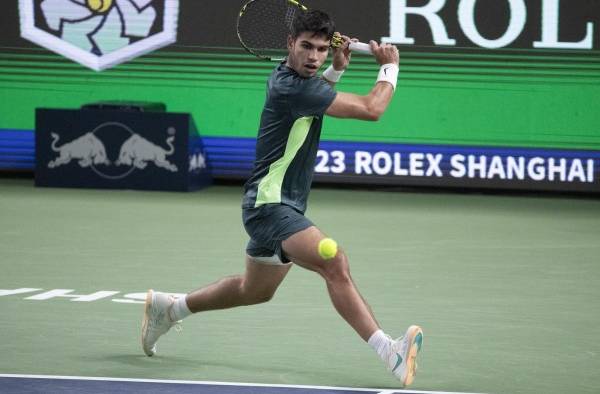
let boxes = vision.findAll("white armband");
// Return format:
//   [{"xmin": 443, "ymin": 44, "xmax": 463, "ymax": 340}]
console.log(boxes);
[
  {"xmin": 377, "ymin": 63, "xmax": 399, "ymax": 90},
  {"xmin": 322, "ymin": 65, "xmax": 345, "ymax": 83}
]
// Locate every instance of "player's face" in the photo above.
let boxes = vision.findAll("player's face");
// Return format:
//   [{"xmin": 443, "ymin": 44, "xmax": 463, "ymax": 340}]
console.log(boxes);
[{"xmin": 287, "ymin": 32, "xmax": 330, "ymax": 78}]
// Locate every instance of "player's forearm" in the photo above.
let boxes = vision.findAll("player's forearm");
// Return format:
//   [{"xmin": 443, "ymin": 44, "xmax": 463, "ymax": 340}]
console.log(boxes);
[
  {"xmin": 362, "ymin": 82, "xmax": 395, "ymax": 121},
  {"xmin": 361, "ymin": 62, "xmax": 400, "ymax": 120},
  {"xmin": 325, "ymin": 63, "xmax": 398, "ymax": 121}
]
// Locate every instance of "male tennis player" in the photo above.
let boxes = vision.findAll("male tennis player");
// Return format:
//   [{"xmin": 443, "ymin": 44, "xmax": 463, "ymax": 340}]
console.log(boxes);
[{"xmin": 142, "ymin": 10, "xmax": 423, "ymax": 387}]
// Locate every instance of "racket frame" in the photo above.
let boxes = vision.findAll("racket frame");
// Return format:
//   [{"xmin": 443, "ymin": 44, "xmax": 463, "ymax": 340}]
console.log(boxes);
[
  {"xmin": 236, "ymin": 0, "xmax": 308, "ymax": 62},
  {"xmin": 236, "ymin": 0, "xmax": 372, "ymax": 61}
]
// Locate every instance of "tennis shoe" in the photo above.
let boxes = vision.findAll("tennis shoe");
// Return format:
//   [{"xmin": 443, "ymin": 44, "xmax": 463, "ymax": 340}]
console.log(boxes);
[
  {"xmin": 141, "ymin": 289, "xmax": 181, "ymax": 356},
  {"xmin": 386, "ymin": 325, "xmax": 423, "ymax": 387}
]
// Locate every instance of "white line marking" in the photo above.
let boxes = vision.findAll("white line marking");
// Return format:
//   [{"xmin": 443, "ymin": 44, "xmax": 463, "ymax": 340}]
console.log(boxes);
[
  {"xmin": 0, "ymin": 374, "xmax": 486, "ymax": 394},
  {"xmin": 111, "ymin": 299, "xmax": 144, "ymax": 304}
]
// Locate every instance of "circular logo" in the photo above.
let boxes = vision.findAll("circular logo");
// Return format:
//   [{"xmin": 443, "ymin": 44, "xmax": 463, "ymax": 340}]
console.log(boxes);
[{"xmin": 90, "ymin": 122, "xmax": 136, "ymax": 180}]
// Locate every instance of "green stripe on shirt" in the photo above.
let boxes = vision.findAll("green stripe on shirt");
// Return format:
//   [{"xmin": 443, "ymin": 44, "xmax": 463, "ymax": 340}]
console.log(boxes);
[{"xmin": 255, "ymin": 116, "xmax": 314, "ymax": 207}]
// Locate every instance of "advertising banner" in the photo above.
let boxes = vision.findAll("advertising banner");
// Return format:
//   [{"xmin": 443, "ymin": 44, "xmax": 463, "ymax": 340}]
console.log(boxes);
[
  {"xmin": 314, "ymin": 141, "xmax": 600, "ymax": 192},
  {"xmin": 35, "ymin": 108, "xmax": 212, "ymax": 191},
  {"xmin": 202, "ymin": 137, "xmax": 600, "ymax": 193}
]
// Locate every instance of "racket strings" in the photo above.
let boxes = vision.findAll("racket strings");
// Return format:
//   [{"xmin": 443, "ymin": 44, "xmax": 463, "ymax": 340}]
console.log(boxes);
[
  {"xmin": 238, "ymin": 0, "xmax": 301, "ymax": 58},
  {"xmin": 285, "ymin": 6, "xmax": 298, "ymax": 29}
]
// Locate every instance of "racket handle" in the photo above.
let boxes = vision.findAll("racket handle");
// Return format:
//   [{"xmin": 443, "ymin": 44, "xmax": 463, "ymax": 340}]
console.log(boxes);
[{"xmin": 349, "ymin": 41, "xmax": 372, "ymax": 55}]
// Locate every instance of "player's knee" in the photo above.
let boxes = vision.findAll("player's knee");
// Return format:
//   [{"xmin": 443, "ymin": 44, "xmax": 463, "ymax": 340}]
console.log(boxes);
[{"xmin": 321, "ymin": 251, "xmax": 352, "ymax": 285}]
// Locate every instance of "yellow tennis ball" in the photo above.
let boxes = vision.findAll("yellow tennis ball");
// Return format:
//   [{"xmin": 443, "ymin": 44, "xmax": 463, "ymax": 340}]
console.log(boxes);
[
  {"xmin": 318, "ymin": 238, "xmax": 338, "ymax": 260},
  {"xmin": 87, "ymin": 0, "xmax": 113, "ymax": 13}
]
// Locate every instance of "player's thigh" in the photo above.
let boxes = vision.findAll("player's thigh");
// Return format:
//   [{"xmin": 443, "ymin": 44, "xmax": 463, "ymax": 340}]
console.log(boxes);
[
  {"xmin": 282, "ymin": 226, "xmax": 343, "ymax": 274},
  {"xmin": 243, "ymin": 255, "xmax": 292, "ymax": 295}
]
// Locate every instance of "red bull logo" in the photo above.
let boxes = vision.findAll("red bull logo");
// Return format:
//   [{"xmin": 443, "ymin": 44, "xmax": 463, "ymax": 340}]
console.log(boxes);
[
  {"xmin": 47, "ymin": 122, "xmax": 178, "ymax": 179},
  {"xmin": 48, "ymin": 132, "xmax": 110, "ymax": 169},
  {"xmin": 115, "ymin": 134, "xmax": 177, "ymax": 172}
]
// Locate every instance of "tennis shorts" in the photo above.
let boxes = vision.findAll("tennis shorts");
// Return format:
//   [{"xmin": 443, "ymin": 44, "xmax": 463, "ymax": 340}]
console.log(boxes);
[{"xmin": 242, "ymin": 204, "xmax": 313, "ymax": 265}]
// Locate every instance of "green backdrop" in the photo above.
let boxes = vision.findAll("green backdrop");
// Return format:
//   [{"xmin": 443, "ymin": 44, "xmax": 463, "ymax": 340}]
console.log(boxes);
[{"xmin": 1, "ymin": 46, "xmax": 599, "ymax": 150}]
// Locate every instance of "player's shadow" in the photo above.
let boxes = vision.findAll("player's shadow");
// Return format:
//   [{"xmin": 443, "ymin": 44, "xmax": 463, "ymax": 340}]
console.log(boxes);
[
  {"xmin": 85, "ymin": 354, "xmax": 403, "ymax": 390},
  {"xmin": 89, "ymin": 354, "xmax": 335, "ymax": 378},
  {"xmin": 83, "ymin": 354, "xmax": 199, "ymax": 370}
]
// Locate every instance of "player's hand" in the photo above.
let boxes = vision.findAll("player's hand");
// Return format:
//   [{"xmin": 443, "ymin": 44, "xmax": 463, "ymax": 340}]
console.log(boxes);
[
  {"xmin": 331, "ymin": 33, "xmax": 356, "ymax": 71},
  {"xmin": 370, "ymin": 41, "xmax": 399, "ymax": 66}
]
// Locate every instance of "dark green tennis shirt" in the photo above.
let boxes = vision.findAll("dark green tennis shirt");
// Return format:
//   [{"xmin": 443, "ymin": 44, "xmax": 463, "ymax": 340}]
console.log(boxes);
[{"xmin": 242, "ymin": 62, "xmax": 337, "ymax": 213}]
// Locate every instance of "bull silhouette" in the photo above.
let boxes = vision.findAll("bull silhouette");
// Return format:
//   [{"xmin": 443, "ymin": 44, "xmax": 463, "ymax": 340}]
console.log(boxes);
[
  {"xmin": 48, "ymin": 132, "xmax": 110, "ymax": 169},
  {"xmin": 115, "ymin": 134, "xmax": 177, "ymax": 172}
]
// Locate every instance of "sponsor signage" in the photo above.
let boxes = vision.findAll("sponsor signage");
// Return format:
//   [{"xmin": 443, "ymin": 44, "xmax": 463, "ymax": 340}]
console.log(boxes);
[
  {"xmin": 179, "ymin": 0, "xmax": 599, "ymax": 51},
  {"xmin": 193, "ymin": 137, "xmax": 599, "ymax": 193},
  {"xmin": 4, "ymin": 131, "xmax": 599, "ymax": 193},
  {"xmin": 35, "ymin": 108, "xmax": 212, "ymax": 191},
  {"xmin": 382, "ymin": 0, "xmax": 598, "ymax": 50},
  {"xmin": 13, "ymin": 1, "xmax": 598, "ymax": 60},
  {"xmin": 19, "ymin": 0, "xmax": 179, "ymax": 71},
  {"xmin": 312, "ymin": 141, "xmax": 599, "ymax": 192}
]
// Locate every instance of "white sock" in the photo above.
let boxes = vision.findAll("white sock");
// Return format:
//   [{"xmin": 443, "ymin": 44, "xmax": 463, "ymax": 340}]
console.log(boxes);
[
  {"xmin": 368, "ymin": 329, "xmax": 393, "ymax": 360},
  {"xmin": 169, "ymin": 295, "xmax": 192, "ymax": 322}
]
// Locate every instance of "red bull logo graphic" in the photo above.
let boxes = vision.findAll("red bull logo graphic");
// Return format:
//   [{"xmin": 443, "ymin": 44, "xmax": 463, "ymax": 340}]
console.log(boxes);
[
  {"xmin": 47, "ymin": 122, "xmax": 178, "ymax": 179},
  {"xmin": 48, "ymin": 132, "xmax": 110, "ymax": 169},
  {"xmin": 19, "ymin": 0, "xmax": 179, "ymax": 71},
  {"xmin": 116, "ymin": 134, "xmax": 177, "ymax": 172},
  {"xmin": 36, "ymin": 109, "xmax": 212, "ymax": 191}
]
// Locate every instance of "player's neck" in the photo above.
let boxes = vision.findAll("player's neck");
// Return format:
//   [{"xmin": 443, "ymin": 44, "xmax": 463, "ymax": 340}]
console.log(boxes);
[{"xmin": 284, "ymin": 60, "xmax": 300, "ymax": 76}]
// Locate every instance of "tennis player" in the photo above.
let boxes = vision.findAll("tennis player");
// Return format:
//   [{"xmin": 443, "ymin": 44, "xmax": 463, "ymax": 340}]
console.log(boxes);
[{"xmin": 142, "ymin": 9, "xmax": 423, "ymax": 387}]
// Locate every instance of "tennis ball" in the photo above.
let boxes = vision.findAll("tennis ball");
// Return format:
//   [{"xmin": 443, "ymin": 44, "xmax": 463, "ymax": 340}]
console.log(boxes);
[
  {"xmin": 318, "ymin": 238, "xmax": 338, "ymax": 260},
  {"xmin": 87, "ymin": 0, "xmax": 113, "ymax": 13}
]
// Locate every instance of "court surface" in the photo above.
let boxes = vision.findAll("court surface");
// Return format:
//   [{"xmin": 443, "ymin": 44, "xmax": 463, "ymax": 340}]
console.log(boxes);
[{"xmin": 1, "ymin": 178, "xmax": 599, "ymax": 394}]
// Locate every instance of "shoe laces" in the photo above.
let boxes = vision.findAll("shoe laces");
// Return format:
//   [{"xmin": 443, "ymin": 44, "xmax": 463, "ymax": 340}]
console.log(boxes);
[{"xmin": 149, "ymin": 309, "xmax": 168, "ymax": 329}]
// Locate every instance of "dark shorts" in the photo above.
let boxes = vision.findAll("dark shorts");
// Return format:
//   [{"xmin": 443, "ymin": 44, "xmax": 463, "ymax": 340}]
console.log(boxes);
[{"xmin": 242, "ymin": 204, "xmax": 313, "ymax": 264}]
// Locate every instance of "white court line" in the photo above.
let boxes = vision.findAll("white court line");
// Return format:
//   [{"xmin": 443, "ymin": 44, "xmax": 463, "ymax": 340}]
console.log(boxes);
[{"xmin": 0, "ymin": 374, "xmax": 486, "ymax": 394}]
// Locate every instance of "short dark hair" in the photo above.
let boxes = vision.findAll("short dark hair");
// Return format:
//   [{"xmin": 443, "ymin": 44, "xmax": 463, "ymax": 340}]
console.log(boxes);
[{"xmin": 290, "ymin": 10, "xmax": 335, "ymax": 41}]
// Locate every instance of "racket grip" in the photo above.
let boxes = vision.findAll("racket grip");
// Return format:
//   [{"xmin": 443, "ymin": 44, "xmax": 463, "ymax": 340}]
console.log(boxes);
[{"xmin": 349, "ymin": 41, "xmax": 372, "ymax": 55}]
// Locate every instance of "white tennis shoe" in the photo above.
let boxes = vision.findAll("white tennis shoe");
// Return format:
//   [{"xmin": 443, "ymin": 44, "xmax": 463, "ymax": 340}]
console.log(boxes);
[
  {"xmin": 141, "ymin": 289, "xmax": 181, "ymax": 356},
  {"xmin": 386, "ymin": 325, "xmax": 424, "ymax": 387}
]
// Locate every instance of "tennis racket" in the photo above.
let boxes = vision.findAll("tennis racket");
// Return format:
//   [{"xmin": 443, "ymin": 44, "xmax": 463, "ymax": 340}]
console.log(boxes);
[{"xmin": 236, "ymin": 0, "xmax": 373, "ymax": 61}]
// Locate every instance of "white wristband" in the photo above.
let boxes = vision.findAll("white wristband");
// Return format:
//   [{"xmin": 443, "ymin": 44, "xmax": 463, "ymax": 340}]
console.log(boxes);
[
  {"xmin": 322, "ymin": 65, "xmax": 345, "ymax": 83},
  {"xmin": 377, "ymin": 63, "xmax": 399, "ymax": 90}
]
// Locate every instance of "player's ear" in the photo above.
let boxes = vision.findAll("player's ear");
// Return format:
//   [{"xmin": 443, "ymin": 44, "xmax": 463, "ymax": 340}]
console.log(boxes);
[{"xmin": 287, "ymin": 35, "xmax": 294, "ymax": 50}]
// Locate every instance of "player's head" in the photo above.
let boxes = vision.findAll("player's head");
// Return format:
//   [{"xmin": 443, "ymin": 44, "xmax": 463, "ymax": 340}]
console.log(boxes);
[
  {"xmin": 286, "ymin": 10, "xmax": 335, "ymax": 78},
  {"xmin": 290, "ymin": 10, "xmax": 335, "ymax": 42}
]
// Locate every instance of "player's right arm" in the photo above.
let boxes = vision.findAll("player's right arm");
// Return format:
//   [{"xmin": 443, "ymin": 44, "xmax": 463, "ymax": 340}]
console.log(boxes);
[{"xmin": 325, "ymin": 41, "xmax": 399, "ymax": 122}]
